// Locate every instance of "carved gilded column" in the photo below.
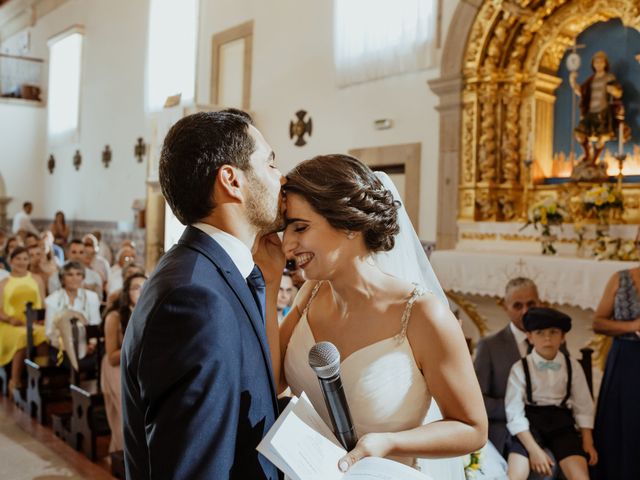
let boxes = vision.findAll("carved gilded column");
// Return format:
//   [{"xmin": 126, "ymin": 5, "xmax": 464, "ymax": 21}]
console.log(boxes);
[
  {"xmin": 530, "ymin": 72, "xmax": 563, "ymax": 180},
  {"xmin": 145, "ymin": 181, "xmax": 165, "ymax": 272}
]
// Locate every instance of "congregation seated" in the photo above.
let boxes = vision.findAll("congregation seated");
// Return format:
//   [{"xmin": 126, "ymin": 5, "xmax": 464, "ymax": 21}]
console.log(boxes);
[
  {"xmin": 101, "ymin": 272, "xmax": 146, "ymax": 453},
  {"xmin": 44, "ymin": 261, "xmax": 101, "ymax": 368},
  {"xmin": 42, "ymin": 230, "xmax": 65, "ymax": 266},
  {"xmin": 3, "ymin": 235, "xmax": 22, "ymax": 266},
  {"xmin": 91, "ymin": 229, "xmax": 113, "ymax": 266},
  {"xmin": 27, "ymin": 242, "xmax": 57, "ymax": 295},
  {"xmin": 0, "ymin": 247, "xmax": 48, "ymax": 390},
  {"xmin": 108, "ymin": 244, "xmax": 137, "ymax": 295},
  {"xmin": 105, "ymin": 262, "xmax": 145, "ymax": 309},
  {"xmin": 49, "ymin": 210, "xmax": 70, "ymax": 249},
  {"xmin": 0, "ymin": 230, "xmax": 9, "ymax": 272},
  {"xmin": 277, "ymin": 270, "xmax": 295, "ymax": 324},
  {"xmin": 82, "ymin": 234, "xmax": 110, "ymax": 294},
  {"xmin": 23, "ymin": 231, "xmax": 39, "ymax": 249},
  {"xmin": 12, "ymin": 201, "xmax": 39, "ymax": 236},
  {"xmin": 48, "ymin": 240, "xmax": 103, "ymax": 299}
]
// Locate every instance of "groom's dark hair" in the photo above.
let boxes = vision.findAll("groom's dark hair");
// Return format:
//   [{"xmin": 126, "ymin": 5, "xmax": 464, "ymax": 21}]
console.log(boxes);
[
  {"xmin": 284, "ymin": 154, "xmax": 400, "ymax": 252},
  {"xmin": 159, "ymin": 109, "xmax": 255, "ymax": 225}
]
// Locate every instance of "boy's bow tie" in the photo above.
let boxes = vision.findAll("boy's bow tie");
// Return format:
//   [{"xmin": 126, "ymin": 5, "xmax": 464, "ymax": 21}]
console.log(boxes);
[{"xmin": 536, "ymin": 359, "xmax": 561, "ymax": 371}]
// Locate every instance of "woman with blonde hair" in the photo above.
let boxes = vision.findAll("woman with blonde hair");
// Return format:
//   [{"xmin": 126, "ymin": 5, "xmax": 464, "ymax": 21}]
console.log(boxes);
[{"xmin": 0, "ymin": 246, "xmax": 47, "ymax": 390}]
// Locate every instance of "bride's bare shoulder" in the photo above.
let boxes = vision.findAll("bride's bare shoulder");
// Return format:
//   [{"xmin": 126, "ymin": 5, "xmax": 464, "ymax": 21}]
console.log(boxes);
[{"xmin": 410, "ymin": 291, "xmax": 458, "ymax": 335}]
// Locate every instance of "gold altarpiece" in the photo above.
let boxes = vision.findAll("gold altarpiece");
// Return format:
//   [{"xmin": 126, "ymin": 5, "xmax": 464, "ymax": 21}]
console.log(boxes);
[{"xmin": 459, "ymin": 0, "xmax": 640, "ymax": 225}]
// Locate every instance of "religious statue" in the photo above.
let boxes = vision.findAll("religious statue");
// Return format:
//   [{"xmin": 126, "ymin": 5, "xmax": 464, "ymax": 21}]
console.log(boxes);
[{"xmin": 569, "ymin": 51, "xmax": 629, "ymax": 180}]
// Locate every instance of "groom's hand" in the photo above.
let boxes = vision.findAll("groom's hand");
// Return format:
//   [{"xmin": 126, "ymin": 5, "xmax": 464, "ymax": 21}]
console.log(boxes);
[
  {"xmin": 338, "ymin": 433, "xmax": 395, "ymax": 472},
  {"xmin": 253, "ymin": 232, "xmax": 286, "ymax": 283}
]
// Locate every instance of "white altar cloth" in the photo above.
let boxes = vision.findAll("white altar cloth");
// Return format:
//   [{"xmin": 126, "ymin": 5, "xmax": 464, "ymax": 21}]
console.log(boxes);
[{"xmin": 431, "ymin": 249, "xmax": 633, "ymax": 310}]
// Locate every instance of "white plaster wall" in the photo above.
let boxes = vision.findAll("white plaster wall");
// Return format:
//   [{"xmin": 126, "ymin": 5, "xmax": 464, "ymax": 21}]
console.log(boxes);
[
  {"xmin": 1, "ymin": 0, "xmax": 462, "ymax": 238},
  {"xmin": 196, "ymin": 0, "xmax": 459, "ymax": 241},
  {"xmin": 1, "ymin": 0, "xmax": 150, "ymax": 224},
  {"xmin": 0, "ymin": 101, "xmax": 46, "ymax": 218}
]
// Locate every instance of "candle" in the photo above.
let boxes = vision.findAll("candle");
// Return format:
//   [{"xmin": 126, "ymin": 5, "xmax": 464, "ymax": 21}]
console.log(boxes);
[
  {"xmin": 618, "ymin": 121, "xmax": 624, "ymax": 156},
  {"xmin": 527, "ymin": 132, "xmax": 533, "ymax": 161}
]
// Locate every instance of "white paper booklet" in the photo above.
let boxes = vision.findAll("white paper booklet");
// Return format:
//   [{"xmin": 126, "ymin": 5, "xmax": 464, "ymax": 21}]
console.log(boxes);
[{"xmin": 257, "ymin": 393, "xmax": 432, "ymax": 480}]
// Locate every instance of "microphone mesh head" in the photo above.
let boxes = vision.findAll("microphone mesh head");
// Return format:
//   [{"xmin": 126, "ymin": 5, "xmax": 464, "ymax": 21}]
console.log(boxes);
[{"xmin": 308, "ymin": 342, "xmax": 341, "ymax": 379}]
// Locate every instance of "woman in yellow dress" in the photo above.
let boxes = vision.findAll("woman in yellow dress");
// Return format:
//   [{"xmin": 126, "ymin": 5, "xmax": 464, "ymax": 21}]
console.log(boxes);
[{"xmin": 0, "ymin": 246, "xmax": 47, "ymax": 390}]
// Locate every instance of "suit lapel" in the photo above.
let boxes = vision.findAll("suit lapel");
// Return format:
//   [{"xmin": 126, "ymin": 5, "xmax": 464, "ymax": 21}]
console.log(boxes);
[
  {"xmin": 178, "ymin": 226, "xmax": 278, "ymax": 405},
  {"xmin": 500, "ymin": 325, "xmax": 521, "ymax": 361}
]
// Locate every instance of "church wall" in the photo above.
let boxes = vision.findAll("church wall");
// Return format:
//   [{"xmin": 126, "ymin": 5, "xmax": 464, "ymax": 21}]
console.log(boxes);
[
  {"xmin": 1, "ymin": 0, "xmax": 461, "ymax": 241},
  {"xmin": 1, "ymin": 0, "xmax": 150, "ymax": 226},
  {"xmin": 0, "ymin": 101, "xmax": 46, "ymax": 218},
  {"xmin": 196, "ymin": 0, "xmax": 459, "ymax": 241}
]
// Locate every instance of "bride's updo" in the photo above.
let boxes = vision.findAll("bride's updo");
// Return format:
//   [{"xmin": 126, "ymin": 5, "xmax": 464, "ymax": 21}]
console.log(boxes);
[{"xmin": 284, "ymin": 154, "xmax": 400, "ymax": 252}]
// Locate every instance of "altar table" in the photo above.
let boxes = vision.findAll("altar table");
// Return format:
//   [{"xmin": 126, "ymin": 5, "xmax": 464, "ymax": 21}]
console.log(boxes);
[{"xmin": 430, "ymin": 250, "xmax": 633, "ymax": 310}]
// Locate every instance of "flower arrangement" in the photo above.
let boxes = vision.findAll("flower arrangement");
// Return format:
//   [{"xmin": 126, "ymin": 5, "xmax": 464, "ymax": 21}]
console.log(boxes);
[
  {"xmin": 525, "ymin": 198, "xmax": 568, "ymax": 231},
  {"xmin": 522, "ymin": 198, "xmax": 568, "ymax": 255},
  {"xmin": 463, "ymin": 450, "xmax": 483, "ymax": 479},
  {"xmin": 582, "ymin": 184, "xmax": 624, "ymax": 223},
  {"xmin": 593, "ymin": 236, "xmax": 640, "ymax": 262}
]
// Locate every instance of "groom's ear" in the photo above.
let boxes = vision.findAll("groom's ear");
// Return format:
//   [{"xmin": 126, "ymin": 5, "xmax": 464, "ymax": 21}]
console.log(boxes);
[{"xmin": 217, "ymin": 165, "xmax": 243, "ymax": 203}]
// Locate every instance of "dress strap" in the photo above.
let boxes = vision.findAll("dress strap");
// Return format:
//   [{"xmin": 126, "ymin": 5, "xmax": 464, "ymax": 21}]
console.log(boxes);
[
  {"xmin": 302, "ymin": 281, "xmax": 323, "ymax": 317},
  {"xmin": 397, "ymin": 285, "xmax": 425, "ymax": 340}
]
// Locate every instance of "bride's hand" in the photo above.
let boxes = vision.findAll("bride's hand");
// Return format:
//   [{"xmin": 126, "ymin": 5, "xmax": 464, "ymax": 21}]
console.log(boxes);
[
  {"xmin": 338, "ymin": 433, "xmax": 395, "ymax": 472},
  {"xmin": 253, "ymin": 232, "xmax": 286, "ymax": 284}
]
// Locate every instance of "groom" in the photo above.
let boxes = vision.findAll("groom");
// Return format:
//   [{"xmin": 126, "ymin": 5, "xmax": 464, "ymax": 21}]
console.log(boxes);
[{"xmin": 121, "ymin": 110, "xmax": 284, "ymax": 479}]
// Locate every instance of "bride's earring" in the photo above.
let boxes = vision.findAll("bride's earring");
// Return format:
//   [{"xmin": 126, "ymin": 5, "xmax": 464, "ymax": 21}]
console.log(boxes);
[{"xmin": 347, "ymin": 232, "xmax": 356, "ymax": 240}]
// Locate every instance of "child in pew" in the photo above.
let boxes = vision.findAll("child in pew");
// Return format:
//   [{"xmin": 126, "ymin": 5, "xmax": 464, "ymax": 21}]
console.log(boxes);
[{"xmin": 505, "ymin": 307, "xmax": 597, "ymax": 480}]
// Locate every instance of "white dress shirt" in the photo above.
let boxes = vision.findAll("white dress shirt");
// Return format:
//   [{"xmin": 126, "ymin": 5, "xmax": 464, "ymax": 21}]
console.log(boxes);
[
  {"xmin": 91, "ymin": 256, "xmax": 110, "ymax": 284},
  {"xmin": 108, "ymin": 264, "xmax": 123, "ymax": 295},
  {"xmin": 192, "ymin": 222, "xmax": 254, "ymax": 278},
  {"xmin": 510, "ymin": 322, "xmax": 530, "ymax": 357},
  {"xmin": 505, "ymin": 349, "xmax": 595, "ymax": 436},
  {"xmin": 12, "ymin": 210, "xmax": 39, "ymax": 235},
  {"xmin": 44, "ymin": 288, "xmax": 101, "ymax": 347}
]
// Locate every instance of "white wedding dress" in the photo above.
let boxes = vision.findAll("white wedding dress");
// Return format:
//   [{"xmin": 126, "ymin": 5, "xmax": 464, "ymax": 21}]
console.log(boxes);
[{"xmin": 284, "ymin": 281, "xmax": 466, "ymax": 479}]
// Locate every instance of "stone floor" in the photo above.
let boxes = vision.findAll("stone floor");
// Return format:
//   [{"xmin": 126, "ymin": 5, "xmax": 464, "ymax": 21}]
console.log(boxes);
[{"xmin": 0, "ymin": 396, "xmax": 113, "ymax": 480}]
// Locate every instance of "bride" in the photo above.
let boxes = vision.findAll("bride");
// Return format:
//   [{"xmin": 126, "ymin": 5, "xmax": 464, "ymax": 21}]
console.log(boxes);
[{"xmin": 259, "ymin": 154, "xmax": 487, "ymax": 479}]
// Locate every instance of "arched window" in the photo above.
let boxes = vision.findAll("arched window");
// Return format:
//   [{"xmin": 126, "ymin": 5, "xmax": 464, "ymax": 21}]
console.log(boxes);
[
  {"xmin": 333, "ymin": 0, "xmax": 437, "ymax": 86},
  {"xmin": 47, "ymin": 27, "xmax": 84, "ymax": 142},
  {"xmin": 146, "ymin": 0, "xmax": 198, "ymax": 112}
]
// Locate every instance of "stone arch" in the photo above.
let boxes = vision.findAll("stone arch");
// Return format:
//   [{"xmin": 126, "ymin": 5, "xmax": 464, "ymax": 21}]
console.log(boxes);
[{"xmin": 428, "ymin": 0, "xmax": 483, "ymax": 248}]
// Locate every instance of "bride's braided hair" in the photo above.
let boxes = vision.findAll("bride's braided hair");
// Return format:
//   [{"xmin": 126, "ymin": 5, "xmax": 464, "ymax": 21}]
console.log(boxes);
[{"xmin": 284, "ymin": 154, "xmax": 400, "ymax": 252}]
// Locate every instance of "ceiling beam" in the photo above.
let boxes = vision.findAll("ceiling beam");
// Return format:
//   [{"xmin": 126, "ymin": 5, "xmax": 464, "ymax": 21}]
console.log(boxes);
[{"xmin": 0, "ymin": 0, "xmax": 69, "ymax": 42}]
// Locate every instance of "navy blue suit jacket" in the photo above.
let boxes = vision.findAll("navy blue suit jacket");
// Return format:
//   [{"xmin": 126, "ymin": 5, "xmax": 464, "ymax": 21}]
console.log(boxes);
[{"xmin": 121, "ymin": 226, "xmax": 280, "ymax": 479}]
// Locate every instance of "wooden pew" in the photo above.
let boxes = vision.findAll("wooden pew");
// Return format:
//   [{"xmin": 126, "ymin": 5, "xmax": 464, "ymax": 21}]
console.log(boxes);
[
  {"xmin": 52, "ymin": 319, "xmax": 110, "ymax": 460},
  {"xmin": 22, "ymin": 302, "xmax": 70, "ymax": 423},
  {"xmin": 0, "ymin": 361, "xmax": 9, "ymax": 396}
]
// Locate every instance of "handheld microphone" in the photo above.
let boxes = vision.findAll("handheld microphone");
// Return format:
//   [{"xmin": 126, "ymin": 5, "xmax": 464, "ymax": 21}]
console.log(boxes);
[{"xmin": 308, "ymin": 342, "xmax": 358, "ymax": 450}]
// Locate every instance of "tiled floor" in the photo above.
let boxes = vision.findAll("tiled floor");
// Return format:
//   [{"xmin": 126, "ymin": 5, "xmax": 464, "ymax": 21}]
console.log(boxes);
[{"xmin": 0, "ymin": 396, "xmax": 114, "ymax": 480}]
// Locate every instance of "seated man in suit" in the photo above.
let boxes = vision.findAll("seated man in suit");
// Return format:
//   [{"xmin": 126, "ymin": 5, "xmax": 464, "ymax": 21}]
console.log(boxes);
[{"xmin": 474, "ymin": 277, "xmax": 541, "ymax": 457}]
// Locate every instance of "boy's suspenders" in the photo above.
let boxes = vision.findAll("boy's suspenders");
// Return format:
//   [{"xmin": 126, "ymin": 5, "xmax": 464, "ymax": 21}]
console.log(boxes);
[{"xmin": 521, "ymin": 351, "xmax": 572, "ymax": 406}]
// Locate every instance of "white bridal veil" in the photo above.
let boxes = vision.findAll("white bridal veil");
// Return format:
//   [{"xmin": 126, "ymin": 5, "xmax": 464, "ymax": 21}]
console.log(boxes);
[
  {"xmin": 372, "ymin": 172, "xmax": 448, "ymax": 307},
  {"xmin": 372, "ymin": 171, "xmax": 466, "ymax": 480}
]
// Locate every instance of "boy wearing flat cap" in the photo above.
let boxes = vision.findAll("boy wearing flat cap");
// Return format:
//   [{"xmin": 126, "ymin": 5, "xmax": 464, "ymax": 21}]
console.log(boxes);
[{"xmin": 505, "ymin": 307, "xmax": 597, "ymax": 480}]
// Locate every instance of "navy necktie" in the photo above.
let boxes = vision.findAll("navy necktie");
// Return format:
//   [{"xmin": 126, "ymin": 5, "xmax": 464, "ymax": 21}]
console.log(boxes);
[{"xmin": 247, "ymin": 265, "xmax": 266, "ymax": 322}]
